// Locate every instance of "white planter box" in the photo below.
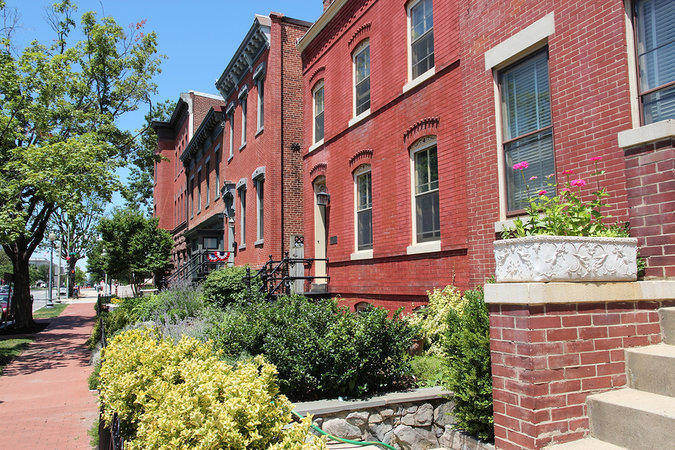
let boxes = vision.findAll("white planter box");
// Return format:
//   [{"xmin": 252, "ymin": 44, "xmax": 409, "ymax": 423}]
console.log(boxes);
[{"xmin": 494, "ymin": 235, "xmax": 638, "ymax": 282}]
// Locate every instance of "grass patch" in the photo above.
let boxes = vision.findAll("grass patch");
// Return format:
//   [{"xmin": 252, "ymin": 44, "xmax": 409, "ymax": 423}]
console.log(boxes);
[
  {"xmin": 34, "ymin": 303, "xmax": 67, "ymax": 319},
  {"xmin": 0, "ymin": 338, "xmax": 32, "ymax": 373}
]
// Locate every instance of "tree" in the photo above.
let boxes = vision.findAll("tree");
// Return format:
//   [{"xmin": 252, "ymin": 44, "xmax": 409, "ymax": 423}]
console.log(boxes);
[
  {"xmin": 50, "ymin": 196, "xmax": 105, "ymax": 297},
  {"xmin": 86, "ymin": 238, "xmax": 106, "ymax": 284},
  {"xmin": 121, "ymin": 99, "xmax": 173, "ymax": 214},
  {"xmin": 97, "ymin": 207, "xmax": 172, "ymax": 295},
  {"xmin": 0, "ymin": 1, "xmax": 163, "ymax": 329}
]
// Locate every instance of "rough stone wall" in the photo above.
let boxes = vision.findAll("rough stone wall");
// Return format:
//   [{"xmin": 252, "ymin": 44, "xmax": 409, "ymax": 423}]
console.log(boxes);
[
  {"xmin": 624, "ymin": 139, "xmax": 675, "ymax": 278},
  {"xmin": 489, "ymin": 299, "xmax": 670, "ymax": 448},
  {"xmin": 310, "ymin": 399, "xmax": 492, "ymax": 450}
]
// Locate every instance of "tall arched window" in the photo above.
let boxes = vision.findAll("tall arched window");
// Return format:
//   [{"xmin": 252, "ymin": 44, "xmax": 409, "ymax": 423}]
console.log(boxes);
[{"xmin": 410, "ymin": 136, "xmax": 440, "ymax": 244}]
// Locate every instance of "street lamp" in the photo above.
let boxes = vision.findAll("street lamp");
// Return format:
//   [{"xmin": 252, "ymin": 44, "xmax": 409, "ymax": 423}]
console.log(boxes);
[{"xmin": 47, "ymin": 232, "xmax": 57, "ymax": 308}]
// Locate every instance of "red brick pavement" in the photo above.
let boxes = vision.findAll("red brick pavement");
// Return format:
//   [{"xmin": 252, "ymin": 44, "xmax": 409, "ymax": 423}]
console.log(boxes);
[{"xmin": 0, "ymin": 303, "xmax": 98, "ymax": 449}]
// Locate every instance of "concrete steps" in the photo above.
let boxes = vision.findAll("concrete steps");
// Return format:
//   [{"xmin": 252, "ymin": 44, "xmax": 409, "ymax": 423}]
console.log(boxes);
[
  {"xmin": 549, "ymin": 306, "xmax": 674, "ymax": 450},
  {"xmin": 545, "ymin": 437, "xmax": 625, "ymax": 449},
  {"xmin": 587, "ymin": 388, "xmax": 675, "ymax": 449},
  {"xmin": 626, "ymin": 343, "xmax": 675, "ymax": 397},
  {"xmin": 658, "ymin": 307, "xmax": 675, "ymax": 344}
]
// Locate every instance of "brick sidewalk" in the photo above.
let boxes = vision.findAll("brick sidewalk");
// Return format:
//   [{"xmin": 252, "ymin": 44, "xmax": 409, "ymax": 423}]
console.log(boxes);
[{"xmin": 0, "ymin": 303, "xmax": 98, "ymax": 449}]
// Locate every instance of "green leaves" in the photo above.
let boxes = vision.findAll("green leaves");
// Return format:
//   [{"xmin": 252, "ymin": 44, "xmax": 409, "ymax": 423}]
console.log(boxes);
[{"xmin": 502, "ymin": 166, "xmax": 629, "ymax": 239}]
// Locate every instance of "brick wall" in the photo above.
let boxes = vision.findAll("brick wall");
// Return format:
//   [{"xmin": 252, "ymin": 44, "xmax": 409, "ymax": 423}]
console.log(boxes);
[
  {"xmin": 624, "ymin": 139, "xmax": 675, "ymax": 278},
  {"xmin": 298, "ymin": 0, "xmax": 651, "ymax": 311},
  {"xmin": 489, "ymin": 298, "xmax": 668, "ymax": 449}
]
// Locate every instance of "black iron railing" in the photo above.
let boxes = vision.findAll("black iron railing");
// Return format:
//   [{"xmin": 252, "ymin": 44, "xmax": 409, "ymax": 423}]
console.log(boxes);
[
  {"xmin": 244, "ymin": 252, "xmax": 329, "ymax": 299},
  {"xmin": 165, "ymin": 250, "xmax": 231, "ymax": 287},
  {"xmin": 96, "ymin": 294, "xmax": 123, "ymax": 450}
]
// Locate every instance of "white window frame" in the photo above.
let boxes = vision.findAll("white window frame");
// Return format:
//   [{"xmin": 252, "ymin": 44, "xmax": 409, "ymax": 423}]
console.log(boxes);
[
  {"xmin": 205, "ymin": 157, "xmax": 211, "ymax": 207},
  {"xmin": 255, "ymin": 177, "xmax": 264, "ymax": 243},
  {"xmin": 406, "ymin": 0, "xmax": 435, "ymax": 83},
  {"xmin": 312, "ymin": 80, "xmax": 325, "ymax": 145},
  {"xmin": 189, "ymin": 175, "xmax": 195, "ymax": 219},
  {"xmin": 352, "ymin": 39, "xmax": 371, "ymax": 119},
  {"xmin": 239, "ymin": 186, "xmax": 246, "ymax": 248},
  {"xmin": 257, "ymin": 78, "xmax": 264, "ymax": 132},
  {"xmin": 228, "ymin": 113, "xmax": 235, "ymax": 159},
  {"xmin": 196, "ymin": 168, "xmax": 202, "ymax": 212},
  {"xmin": 214, "ymin": 145, "xmax": 221, "ymax": 199},
  {"xmin": 353, "ymin": 164, "xmax": 373, "ymax": 255},
  {"xmin": 408, "ymin": 136, "xmax": 440, "ymax": 251},
  {"xmin": 240, "ymin": 96, "xmax": 247, "ymax": 148}
]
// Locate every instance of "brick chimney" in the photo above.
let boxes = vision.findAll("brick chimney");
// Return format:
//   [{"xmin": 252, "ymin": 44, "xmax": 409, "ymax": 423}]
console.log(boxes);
[{"xmin": 323, "ymin": 0, "xmax": 333, "ymax": 11}]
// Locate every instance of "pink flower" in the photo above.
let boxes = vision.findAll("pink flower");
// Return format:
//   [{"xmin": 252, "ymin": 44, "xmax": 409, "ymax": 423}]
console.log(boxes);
[
  {"xmin": 562, "ymin": 169, "xmax": 573, "ymax": 175},
  {"xmin": 546, "ymin": 173, "xmax": 555, "ymax": 178},
  {"xmin": 560, "ymin": 188, "xmax": 570, "ymax": 193},
  {"xmin": 512, "ymin": 161, "xmax": 529, "ymax": 170},
  {"xmin": 570, "ymin": 178, "xmax": 586, "ymax": 187},
  {"xmin": 529, "ymin": 176, "xmax": 538, "ymax": 181},
  {"xmin": 589, "ymin": 156, "xmax": 602, "ymax": 162},
  {"xmin": 538, "ymin": 190, "xmax": 548, "ymax": 196}
]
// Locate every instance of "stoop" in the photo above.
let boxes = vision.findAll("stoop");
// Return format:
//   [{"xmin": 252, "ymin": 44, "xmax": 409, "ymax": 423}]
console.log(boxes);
[{"xmin": 549, "ymin": 306, "xmax": 675, "ymax": 449}]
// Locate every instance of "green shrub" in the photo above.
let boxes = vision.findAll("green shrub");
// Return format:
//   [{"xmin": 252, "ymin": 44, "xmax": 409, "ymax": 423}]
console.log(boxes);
[
  {"xmin": 407, "ymin": 285, "xmax": 465, "ymax": 354},
  {"xmin": 205, "ymin": 295, "xmax": 415, "ymax": 401},
  {"xmin": 411, "ymin": 354, "xmax": 452, "ymax": 388},
  {"xmin": 131, "ymin": 285, "xmax": 207, "ymax": 323},
  {"xmin": 441, "ymin": 286, "xmax": 493, "ymax": 442},
  {"xmin": 202, "ymin": 266, "xmax": 262, "ymax": 306},
  {"xmin": 98, "ymin": 328, "xmax": 324, "ymax": 449},
  {"xmin": 88, "ymin": 359, "xmax": 101, "ymax": 390}
]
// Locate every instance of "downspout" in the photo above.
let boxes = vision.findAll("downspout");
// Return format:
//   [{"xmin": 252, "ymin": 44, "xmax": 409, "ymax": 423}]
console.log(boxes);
[{"xmin": 279, "ymin": 20, "xmax": 286, "ymax": 257}]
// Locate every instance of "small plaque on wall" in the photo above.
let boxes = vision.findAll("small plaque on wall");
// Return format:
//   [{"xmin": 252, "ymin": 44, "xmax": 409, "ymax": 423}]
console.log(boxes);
[{"xmin": 329, "ymin": 236, "xmax": 338, "ymax": 245}]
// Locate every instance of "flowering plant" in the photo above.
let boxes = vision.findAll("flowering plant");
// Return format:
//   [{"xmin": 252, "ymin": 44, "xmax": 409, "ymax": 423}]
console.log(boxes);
[{"xmin": 502, "ymin": 157, "xmax": 629, "ymax": 239}]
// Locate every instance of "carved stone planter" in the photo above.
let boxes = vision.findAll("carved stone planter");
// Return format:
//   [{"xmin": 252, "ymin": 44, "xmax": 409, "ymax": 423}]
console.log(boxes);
[{"xmin": 494, "ymin": 235, "xmax": 638, "ymax": 282}]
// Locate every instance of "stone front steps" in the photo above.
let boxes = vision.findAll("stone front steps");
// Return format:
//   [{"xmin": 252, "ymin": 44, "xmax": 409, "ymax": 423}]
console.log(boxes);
[{"xmin": 549, "ymin": 307, "xmax": 675, "ymax": 449}]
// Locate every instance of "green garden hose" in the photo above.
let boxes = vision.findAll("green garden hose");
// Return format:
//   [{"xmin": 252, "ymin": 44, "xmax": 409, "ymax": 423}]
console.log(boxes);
[{"xmin": 291, "ymin": 410, "xmax": 397, "ymax": 450}]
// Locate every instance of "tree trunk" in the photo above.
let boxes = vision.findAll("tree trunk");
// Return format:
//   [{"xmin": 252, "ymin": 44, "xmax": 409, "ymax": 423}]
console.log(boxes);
[
  {"xmin": 67, "ymin": 257, "xmax": 78, "ymax": 297},
  {"xmin": 11, "ymin": 256, "xmax": 35, "ymax": 330}
]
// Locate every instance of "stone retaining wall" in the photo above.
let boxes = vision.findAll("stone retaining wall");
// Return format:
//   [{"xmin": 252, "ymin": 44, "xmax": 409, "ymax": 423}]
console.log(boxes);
[{"xmin": 293, "ymin": 387, "xmax": 493, "ymax": 450}]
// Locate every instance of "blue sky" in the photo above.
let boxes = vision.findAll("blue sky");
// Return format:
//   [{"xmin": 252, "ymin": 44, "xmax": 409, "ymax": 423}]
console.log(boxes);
[{"xmin": 14, "ymin": 0, "xmax": 322, "ymax": 264}]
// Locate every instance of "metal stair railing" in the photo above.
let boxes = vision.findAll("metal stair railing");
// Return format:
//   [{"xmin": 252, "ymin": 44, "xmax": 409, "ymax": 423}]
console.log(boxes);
[{"xmin": 244, "ymin": 252, "xmax": 329, "ymax": 300}]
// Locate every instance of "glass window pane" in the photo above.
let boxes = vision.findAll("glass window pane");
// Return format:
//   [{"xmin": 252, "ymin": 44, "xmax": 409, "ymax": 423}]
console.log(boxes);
[
  {"xmin": 500, "ymin": 51, "xmax": 551, "ymax": 139},
  {"xmin": 412, "ymin": 30, "xmax": 434, "ymax": 78},
  {"xmin": 415, "ymin": 150, "xmax": 429, "ymax": 194},
  {"xmin": 315, "ymin": 111, "xmax": 324, "ymax": 142},
  {"xmin": 642, "ymin": 84, "xmax": 675, "ymax": 123},
  {"xmin": 355, "ymin": 46, "xmax": 370, "ymax": 83},
  {"xmin": 504, "ymin": 128, "xmax": 555, "ymax": 211},
  {"xmin": 411, "ymin": 0, "xmax": 433, "ymax": 41},
  {"xmin": 416, "ymin": 190, "xmax": 440, "ymax": 242},
  {"xmin": 358, "ymin": 209, "xmax": 372, "ymax": 250},
  {"xmin": 355, "ymin": 78, "xmax": 370, "ymax": 115}
]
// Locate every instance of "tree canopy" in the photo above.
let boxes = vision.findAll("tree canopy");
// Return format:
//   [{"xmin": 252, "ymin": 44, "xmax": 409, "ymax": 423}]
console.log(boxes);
[{"xmin": 0, "ymin": 0, "xmax": 163, "ymax": 328}]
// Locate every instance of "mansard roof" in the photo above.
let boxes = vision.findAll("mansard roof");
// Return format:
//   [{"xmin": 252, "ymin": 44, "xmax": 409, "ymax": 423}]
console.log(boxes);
[{"xmin": 215, "ymin": 14, "xmax": 271, "ymax": 99}]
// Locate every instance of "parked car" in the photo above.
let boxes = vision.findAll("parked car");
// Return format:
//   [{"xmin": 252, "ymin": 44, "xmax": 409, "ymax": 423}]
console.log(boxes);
[{"xmin": 0, "ymin": 291, "xmax": 9, "ymax": 322}]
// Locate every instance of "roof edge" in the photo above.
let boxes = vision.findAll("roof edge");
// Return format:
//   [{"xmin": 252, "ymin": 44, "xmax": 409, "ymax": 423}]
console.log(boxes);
[{"xmin": 297, "ymin": 0, "xmax": 349, "ymax": 53}]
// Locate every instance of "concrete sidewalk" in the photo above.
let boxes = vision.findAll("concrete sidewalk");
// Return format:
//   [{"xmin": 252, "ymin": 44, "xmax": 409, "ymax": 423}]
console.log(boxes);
[{"xmin": 0, "ymin": 303, "xmax": 98, "ymax": 449}]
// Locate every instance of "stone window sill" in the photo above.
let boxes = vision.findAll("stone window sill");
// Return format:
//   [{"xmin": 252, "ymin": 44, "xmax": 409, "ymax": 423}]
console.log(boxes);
[
  {"xmin": 406, "ymin": 240, "xmax": 441, "ymax": 255},
  {"xmin": 255, "ymin": 127, "xmax": 264, "ymax": 137},
  {"xmin": 308, "ymin": 139, "xmax": 324, "ymax": 153},
  {"xmin": 402, "ymin": 67, "xmax": 435, "ymax": 94},
  {"xmin": 348, "ymin": 109, "xmax": 371, "ymax": 128},
  {"xmin": 254, "ymin": 238, "xmax": 264, "ymax": 247},
  {"xmin": 350, "ymin": 249, "xmax": 373, "ymax": 260},
  {"xmin": 617, "ymin": 119, "xmax": 675, "ymax": 148},
  {"xmin": 238, "ymin": 244, "xmax": 246, "ymax": 251},
  {"xmin": 227, "ymin": 154, "xmax": 233, "ymax": 163},
  {"xmin": 239, "ymin": 143, "xmax": 246, "ymax": 152}
]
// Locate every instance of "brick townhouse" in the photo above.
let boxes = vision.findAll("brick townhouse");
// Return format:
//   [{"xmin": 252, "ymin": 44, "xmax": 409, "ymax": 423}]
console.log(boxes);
[
  {"xmin": 298, "ymin": 0, "xmax": 674, "ymax": 312},
  {"xmin": 152, "ymin": 91, "xmax": 226, "ymax": 271},
  {"xmin": 153, "ymin": 13, "xmax": 311, "ymax": 277}
]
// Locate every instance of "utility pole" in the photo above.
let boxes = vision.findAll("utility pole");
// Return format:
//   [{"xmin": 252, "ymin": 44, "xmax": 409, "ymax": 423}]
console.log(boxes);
[
  {"xmin": 47, "ymin": 233, "xmax": 57, "ymax": 307},
  {"xmin": 65, "ymin": 222, "xmax": 70, "ymax": 298}
]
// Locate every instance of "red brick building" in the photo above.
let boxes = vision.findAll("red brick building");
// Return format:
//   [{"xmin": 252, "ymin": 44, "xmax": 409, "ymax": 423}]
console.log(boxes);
[
  {"xmin": 154, "ymin": 14, "xmax": 311, "ymax": 278},
  {"xmin": 152, "ymin": 91, "xmax": 226, "ymax": 271},
  {"xmin": 298, "ymin": 0, "xmax": 674, "ymax": 312}
]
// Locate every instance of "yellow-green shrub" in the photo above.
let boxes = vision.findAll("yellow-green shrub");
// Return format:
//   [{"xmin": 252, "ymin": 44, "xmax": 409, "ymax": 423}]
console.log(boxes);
[
  {"xmin": 99, "ymin": 328, "xmax": 325, "ymax": 449},
  {"xmin": 408, "ymin": 285, "xmax": 466, "ymax": 354}
]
